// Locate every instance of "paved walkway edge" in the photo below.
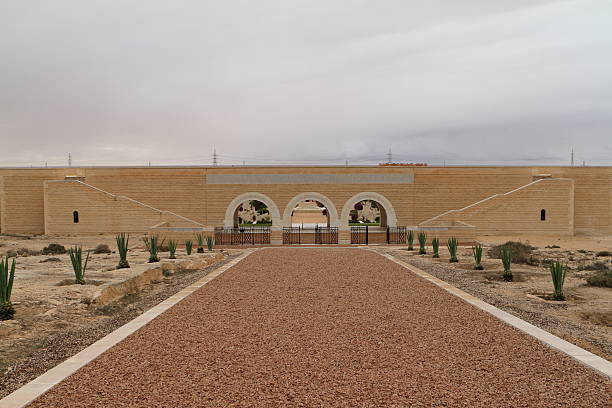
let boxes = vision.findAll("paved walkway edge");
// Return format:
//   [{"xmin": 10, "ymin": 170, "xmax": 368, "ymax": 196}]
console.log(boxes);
[
  {"xmin": 377, "ymin": 251, "xmax": 612, "ymax": 379},
  {"xmin": 0, "ymin": 250, "xmax": 257, "ymax": 408}
]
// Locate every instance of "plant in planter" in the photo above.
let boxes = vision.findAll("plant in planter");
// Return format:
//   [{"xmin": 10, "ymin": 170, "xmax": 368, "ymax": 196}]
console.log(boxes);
[
  {"xmin": 407, "ymin": 230, "xmax": 414, "ymax": 251},
  {"xmin": 206, "ymin": 236, "xmax": 215, "ymax": 251},
  {"xmin": 68, "ymin": 246, "xmax": 90, "ymax": 285},
  {"xmin": 418, "ymin": 232, "xmax": 427, "ymax": 255},
  {"xmin": 472, "ymin": 244, "xmax": 484, "ymax": 270},
  {"xmin": 196, "ymin": 233, "xmax": 205, "ymax": 253},
  {"xmin": 145, "ymin": 236, "xmax": 164, "ymax": 263},
  {"xmin": 432, "ymin": 238, "xmax": 440, "ymax": 258},
  {"xmin": 185, "ymin": 240, "xmax": 193, "ymax": 255},
  {"xmin": 550, "ymin": 261, "xmax": 567, "ymax": 300},
  {"xmin": 115, "ymin": 233, "xmax": 130, "ymax": 269},
  {"xmin": 168, "ymin": 240, "xmax": 177, "ymax": 259},
  {"xmin": 0, "ymin": 256, "xmax": 16, "ymax": 320},
  {"xmin": 501, "ymin": 246, "xmax": 513, "ymax": 281},
  {"xmin": 447, "ymin": 238, "xmax": 459, "ymax": 262}
]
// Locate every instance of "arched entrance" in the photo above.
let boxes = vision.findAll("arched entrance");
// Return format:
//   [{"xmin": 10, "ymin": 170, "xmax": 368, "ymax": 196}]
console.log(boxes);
[
  {"xmin": 223, "ymin": 192, "xmax": 281, "ymax": 228},
  {"xmin": 282, "ymin": 192, "xmax": 339, "ymax": 227},
  {"xmin": 282, "ymin": 193, "xmax": 340, "ymax": 244},
  {"xmin": 340, "ymin": 192, "xmax": 397, "ymax": 229}
]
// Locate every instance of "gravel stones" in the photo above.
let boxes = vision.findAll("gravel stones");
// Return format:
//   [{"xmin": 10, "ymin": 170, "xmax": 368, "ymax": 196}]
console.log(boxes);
[{"xmin": 27, "ymin": 248, "xmax": 611, "ymax": 407}]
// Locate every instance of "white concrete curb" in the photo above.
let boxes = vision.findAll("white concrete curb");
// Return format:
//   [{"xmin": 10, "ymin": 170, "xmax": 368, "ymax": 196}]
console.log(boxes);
[
  {"xmin": 377, "ymin": 251, "xmax": 612, "ymax": 379},
  {"xmin": 0, "ymin": 249, "xmax": 257, "ymax": 408}
]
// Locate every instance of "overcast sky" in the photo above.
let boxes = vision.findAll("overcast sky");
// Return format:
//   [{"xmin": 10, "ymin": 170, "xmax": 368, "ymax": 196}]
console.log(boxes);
[{"xmin": 1, "ymin": 0, "xmax": 611, "ymax": 167}]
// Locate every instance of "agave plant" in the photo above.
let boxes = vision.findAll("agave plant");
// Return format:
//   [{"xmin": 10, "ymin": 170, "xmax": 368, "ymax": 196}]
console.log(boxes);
[
  {"xmin": 418, "ymin": 232, "xmax": 427, "ymax": 255},
  {"xmin": 115, "ymin": 233, "xmax": 130, "ymax": 269},
  {"xmin": 185, "ymin": 239, "xmax": 193, "ymax": 255},
  {"xmin": 168, "ymin": 240, "xmax": 177, "ymax": 259},
  {"xmin": 472, "ymin": 244, "xmax": 484, "ymax": 270},
  {"xmin": 432, "ymin": 238, "xmax": 440, "ymax": 258},
  {"xmin": 501, "ymin": 246, "xmax": 513, "ymax": 281},
  {"xmin": 550, "ymin": 261, "xmax": 566, "ymax": 301},
  {"xmin": 146, "ymin": 235, "xmax": 164, "ymax": 263},
  {"xmin": 447, "ymin": 238, "xmax": 459, "ymax": 262},
  {"xmin": 68, "ymin": 246, "xmax": 90, "ymax": 285},
  {"xmin": 206, "ymin": 235, "xmax": 214, "ymax": 251},
  {"xmin": 196, "ymin": 233, "xmax": 205, "ymax": 253},
  {"xmin": 0, "ymin": 256, "xmax": 16, "ymax": 321},
  {"xmin": 407, "ymin": 230, "xmax": 414, "ymax": 251}
]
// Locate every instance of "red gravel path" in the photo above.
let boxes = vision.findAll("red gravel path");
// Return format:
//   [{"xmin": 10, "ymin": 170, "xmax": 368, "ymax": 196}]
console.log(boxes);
[{"xmin": 28, "ymin": 249, "xmax": 610, "ymax": 407}]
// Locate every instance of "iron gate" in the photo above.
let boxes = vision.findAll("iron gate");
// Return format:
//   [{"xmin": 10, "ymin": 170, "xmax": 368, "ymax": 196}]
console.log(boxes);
[
  {"xmin": 386, "ymin": 226, "xmax": 407, "ymax": 244},
  {"xmin": 214, "ymin": 227, "xmax": 270, "ymax": 245},
  {"xmin": 351, "ymin": 226, "xmax": 369, "ymax": 244},
  {"xmin": 282, "ymin": 227, "xmax": 301, "ymax": 245},
  {"xmin": 314, "ymin": 226, "xmax": 338, "ymax": 244}
]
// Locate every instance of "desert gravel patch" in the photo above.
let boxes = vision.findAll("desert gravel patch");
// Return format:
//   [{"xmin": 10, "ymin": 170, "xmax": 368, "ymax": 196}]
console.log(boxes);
[{"xmin": 27, "ymin": 248, "xmax": 611, "ymax": 407}]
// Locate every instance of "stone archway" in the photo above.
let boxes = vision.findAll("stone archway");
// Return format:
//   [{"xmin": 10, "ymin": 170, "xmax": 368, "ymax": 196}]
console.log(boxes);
[
  {"xmin": 282, "ymin": 192, "xmax": 340, "ymax": 227},
  {"xmin": 340, "ymin": 192, "xmax": 397, "ymax": 229},
  {"xmin": 224, "ymin": 192, "xmax": 281, "ymax": 228}
]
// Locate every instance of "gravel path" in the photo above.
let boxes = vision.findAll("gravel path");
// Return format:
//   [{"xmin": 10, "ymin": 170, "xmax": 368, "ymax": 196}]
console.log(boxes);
[{"xmin": 28, "ymin": 248, "xmax": 610, "ymax": 407}]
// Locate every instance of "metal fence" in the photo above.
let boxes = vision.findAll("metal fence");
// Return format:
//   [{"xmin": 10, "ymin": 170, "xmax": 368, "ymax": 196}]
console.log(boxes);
[
  {"xmin": 351, "ymin": 226, "xmax": 369, "ymax": 245},
  {"xmin": 214, "ymin": 227, "xmax": 270, "ymax": 245},
  {"xmin": 351, "ymin": 226, "xmax": 408, "ymax": 245},
  {"xmin": 282, "ymin": 227, "xmax": 301, "ymax": 245},
  {"xmin": 315, "ymin": 226, "xmax": 338, "ymax": 244},
  {"xmin": 386, "ymin": 226, "xmax": 407, "ymax": 245}
]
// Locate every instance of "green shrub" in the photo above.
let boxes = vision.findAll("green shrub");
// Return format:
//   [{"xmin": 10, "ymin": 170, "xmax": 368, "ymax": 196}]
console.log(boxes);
[
  {"xmin": 115, "ymin": 233, "xmax": 130, "ymax": 269},
  {"xmin": 144, "ymin": 236, "xmax": 164, "ymax": 263},
  {"xmin": 586, "ymin": 270, "xmax": 612, "ymax": 288},
  {"xmin": 488, "ymin": 241, "xmax": 535, "ymax": 264},
  {"xmin": 68, "ymin": 246, "xmax": 90, "ymax": 285},
  {"xmin": 596, "ymin": 250, "xmax": 611, "ymax": 257},
  {"xmin": 472, "ymin": 244, "xmax": 484, "ymax": 270},
  {"xmin": 206, "ymin": 236, "xmax": 214, "ymax": 251},
  {"xmin": 501, "ymin": 246, "xmax": 513, "ymax": 281},
  {"xmin": 185, "ymin": 240, "xmax": 193, "ymax": 255},
  {"xmin": 407, "ymin": 230, "xmax": 414, "ymax": 251},
  {"xmin": 417, "ymin": 232, "xmax": 427, "ymax": 255},
  {"xmin": 550, "ymin": 261, "xmax": 567, "ymax": 300},
  {"xmin": 168, "ymin": 240, "xmax": 177, "ymax": 259},
  {"xmin": 42, "ymin": 243, "xmax": 66, "ymax": 255},
  {"xmin": 447, "ymin": 238, "xmax": 458, "ymax": 263},
  {"xmin": 196, "ymin": 233, "xmax": 205, "ymax": 253},
  {"xmin": 0, "ymin": 256, "xmax": 16, "ymax": 320},
  {"xmin": 432, "ymin": 238, "xmax": 440, "ymax": 258}
]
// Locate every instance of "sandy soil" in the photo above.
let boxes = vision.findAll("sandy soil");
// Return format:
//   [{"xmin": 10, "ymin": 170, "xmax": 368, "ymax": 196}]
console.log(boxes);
[{"xmin": 27, "ymin": 248, "xmax": 611, "ymax": 407}]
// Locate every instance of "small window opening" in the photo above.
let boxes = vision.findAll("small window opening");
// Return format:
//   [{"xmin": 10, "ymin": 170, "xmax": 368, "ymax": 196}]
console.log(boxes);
[
  {"xmin": 73, "ymin": 210, "xmax": 79, "ymax": 223},
  {"xmin": 540, "ymin": 209, "xmax": 546, "ymax": 221}
]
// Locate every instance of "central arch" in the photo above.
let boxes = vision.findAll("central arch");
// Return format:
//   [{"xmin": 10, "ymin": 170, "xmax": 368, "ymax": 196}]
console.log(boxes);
[
  {"xmin": 282, "ymin": 192, "xmax": 339, "ymax": 227},
  {"xmin": 340, "ymin": 192, "xmax": 397, "ymax": 229},
  {"xmin": 224, "ymin": 192, "xmax": 281, "ymax": 228}
]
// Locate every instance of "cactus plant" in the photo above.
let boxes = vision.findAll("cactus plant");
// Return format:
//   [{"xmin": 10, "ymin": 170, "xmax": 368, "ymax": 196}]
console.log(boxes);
[
  {"xmin": 447, "ymin": 238, "xmax": 458, "ymax": 262},
  {"xmin": 418, "ymin": 232, "xmax": 427, "ymax": 255},
  {"xmin": 432, "ymin": 238, "xmax": 440, "ymax": 258},
  {"xmin": 0, "ymin": 256, "xmax": 16, "ymax": 320},
  {"xmin": 115, "ymin": 233, "xmax": 130, "ymax": 269},
  {"xmin": 550, "ymin": 261, "xmax": 567, "ymax": 300},
  {"xmin": 407, "ymin": 230, "xmax": 414, "ymax": 251},
  {"xmin": 206, "ymin": 236, "xmax": 214, "ymax": 251},
  {"xmin": 196, "ymin": 233, "xmax": 205, "ymax": 253},
  {"xmin": 472, "ymin": 244, "xmax": 484, "ymax": 270},
  {"xmin": 145, "ymin": 235, "xmax": 164, "ymax": 263},
  {"xmin": 168, "ymin": 240, "xmax": 177, "ymax": 259},
  {"xmin": 185, "ymin": 239, "xmax": 193, "ymax": 255},
  {"xmin": 501, "ymin": 246, "xmax": 513, "ymax": 281},
  {"xmin": 68, "ymin": 246, "xmax": 90, "ymax": 285}
]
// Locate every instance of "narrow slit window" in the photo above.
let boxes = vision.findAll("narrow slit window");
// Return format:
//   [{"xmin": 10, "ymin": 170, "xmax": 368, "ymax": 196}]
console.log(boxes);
[
  {"xmin": 540, "ymin": 209, "xmax": 546, "ymax": 221},
  {"xmin": 73, "ymin": 210, "xmax": 79, "ymax": 223}
]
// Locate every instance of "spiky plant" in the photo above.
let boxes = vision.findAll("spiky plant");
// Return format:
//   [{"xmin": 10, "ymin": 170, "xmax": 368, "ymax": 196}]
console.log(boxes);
[
  {"xmin": 0, "ymin": 256, "xmax": 16, "ymax": 320},
  {"xmin": 447, "ymin": 238, "xmax": 459, "ymax": 262},
  {"xmin": 146, "ymin": 235, "xmax": 164, "ymax": 263},
  {"xmin": 68, "ymin": 246, "xmax": 90, "ymax": 285},
  {"xmin": 185, "ymin": 239, "xmax": 193, "ymax": 255},
  {"xmin": 206, "ymin": 236, "xmax": 214, "ymax": 251},
  {"xmin": 418, "ymin": 232, "xmax": 427, "ymax": 255},
  {"xmin": 115, "ymin": 233, "xmax": 130, "ymax": 269},
  {"xmin": 472, "ymin": 244, "xmax": 484, "ymax": 270},
  {"xmin": 407, "ymin": 230, "xmax": 414, "ymax": 251},
  {"xmin": 432, "ymin": 238, "xmax": 440, "ymax": 258},
  {"xmin": 501, "ymin": 246, "xmax": 513, "ymax": 281},
  {"xmin": 168, "ymin": 240, "xmax": 177, "ymax": 259},
  {"xmin": 196, "ymin": 233, "xmax": 205, "ymax": 253},
  {"xmin": 550, "ymin": 261, "xmax": 567, "ymax": 301}
]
